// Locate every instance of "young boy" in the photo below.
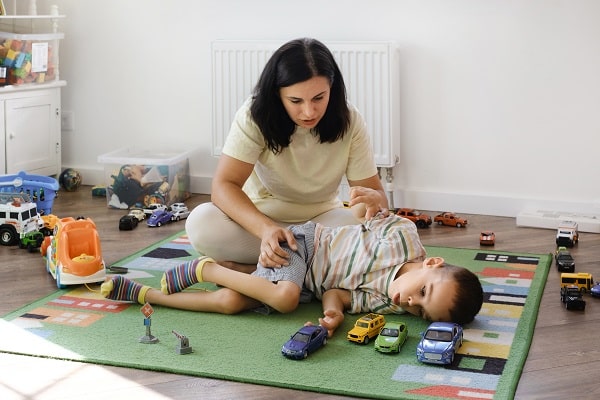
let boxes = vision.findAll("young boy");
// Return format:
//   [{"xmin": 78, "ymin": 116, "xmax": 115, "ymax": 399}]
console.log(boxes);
[{"xmin": 101, "ymin": 214, "xmax": 483, "ymax": 337}]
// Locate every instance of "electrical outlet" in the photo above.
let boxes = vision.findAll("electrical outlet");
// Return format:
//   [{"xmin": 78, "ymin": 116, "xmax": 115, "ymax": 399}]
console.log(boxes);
[{"xmin": 62, "ymin": 110, "xmax": 74, "ymax": 131}]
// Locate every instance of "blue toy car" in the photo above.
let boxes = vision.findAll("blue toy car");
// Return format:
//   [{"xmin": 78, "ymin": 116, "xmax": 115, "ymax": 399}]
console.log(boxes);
[
  {"xmin": 281, "ymin": 325, "xmax": 327, "ymax": 360},
  {"xmin": 590, "ymin": 282, "xmax": 600, "ymax": 298},
  {"xmin": 416, "ymin": 322, "xmax": 463, "ymax": 365},
  {"xmin": 147, "ymin": 209, "xmax": 173, "ymax": 227}
]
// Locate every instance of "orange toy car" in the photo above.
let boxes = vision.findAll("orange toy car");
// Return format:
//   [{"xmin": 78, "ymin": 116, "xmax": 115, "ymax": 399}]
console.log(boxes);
[
  {"xmin": 480, "ymin": 231, "xmax": 495, "ymax": 246},
  {"xmin": 395, "ymin": 208, "xmax": 432, "ymax": 228},
  {"xmin": 434, "ymin": 212, "xmax": 468, "ymax": 228}
]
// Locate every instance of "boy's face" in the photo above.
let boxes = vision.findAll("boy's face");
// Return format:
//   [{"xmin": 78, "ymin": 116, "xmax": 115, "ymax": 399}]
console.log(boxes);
[{"xmin": 388, "ymin": 257, "xmax": 457, "ymax": 322}]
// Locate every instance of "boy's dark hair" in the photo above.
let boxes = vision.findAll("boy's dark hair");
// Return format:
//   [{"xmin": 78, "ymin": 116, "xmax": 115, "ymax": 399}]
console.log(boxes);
[
  {"xmin": 446, "ymin": 264, "xmax": 484, "ymax": 325},
  {"xmin": 250, "ymin": 37, "xmax": 351, "ymax": 154}
]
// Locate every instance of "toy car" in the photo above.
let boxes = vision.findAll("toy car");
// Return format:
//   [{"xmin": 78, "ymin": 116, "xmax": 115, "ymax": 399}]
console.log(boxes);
[
  {"xmin": 374, "ymin": 321, "xmax": 408, "ymax": 353},
  {"xmin": 40, "ymin": 214, "xmax": 60, "ymax": 236},
  {"xmin": 169, "ymin": 202, "xmax": 188, "ymax": 212},
  {"xmin": 555, "ymin": 247, "xmax": 575, "ymax": 272},
  {"xmin": 560, "ymin": 285, "xmax": 586, "ymax": 311},
  {"xmin": 556, "ymin": 220, "xmax": 579, "ymax": 248},
  {"xmin": 480, "ymin": 231, "xmax": 495, "ymax": 246},
  {"xmin": 347, "ymin": 313, "xmax": 386, "ymax": 344},
  {"xmin": 128, "ymin": 208, "xmax": 146, "ymax": 221},
  {"xmin": 41, "ymin": 216, "xmax": 106, "ymax": 289},
  {"xmin": 281, "ymin": 325, "xmax": 327, "ymax": 359},
  {"xmin": 171, "ymin": 206, "xmax": 191, "ymax": 221},
  {"xmin": 143, "ymin": 203, "xmax": 167, "ymax": 216},
  {"xmin": 433, "ymin": 212, "xmax": 467, "ymax": 228},
  {"xmin": 590, "ymin": 282, "xmax": 600, "ymax": 298},
  {"xmin": 416, "ymin": 322, "xmax": 463, "ymax": 365},
  {"xmin": 395, "ymin": 208, "xmax": 432, "ymax": 228},
  {"xmin": 147, "ymin": 209, "xmax": 173, "ymax": 227},
  {"xmin": 119, "ymin": 214, "xmax": 138, "ymax": 231},
  {"xmin": 19, "ymin": 230, "xmax": 44, "ymax": 252}
]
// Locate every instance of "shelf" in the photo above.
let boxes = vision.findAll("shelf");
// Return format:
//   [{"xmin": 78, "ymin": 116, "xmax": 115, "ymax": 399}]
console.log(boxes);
[{"xmin": 0, "ymin": 80, "xmax": 67, "ymax": 94}]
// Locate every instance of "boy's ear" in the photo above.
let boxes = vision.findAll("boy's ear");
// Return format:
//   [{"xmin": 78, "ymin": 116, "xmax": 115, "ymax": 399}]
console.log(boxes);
[{"xmin": 423, "ymin": 257, "xmax": 445, "ymax": 269}]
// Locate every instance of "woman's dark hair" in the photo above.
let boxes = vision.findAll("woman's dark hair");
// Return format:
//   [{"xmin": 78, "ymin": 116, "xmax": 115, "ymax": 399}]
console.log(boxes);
[
  {"xmin": 250, "ymin": 38, "xmax": 350, "ymax": 154},
  {"xmin": 445, "ymin": 264, "xmax": 484, "ymax": 325}
]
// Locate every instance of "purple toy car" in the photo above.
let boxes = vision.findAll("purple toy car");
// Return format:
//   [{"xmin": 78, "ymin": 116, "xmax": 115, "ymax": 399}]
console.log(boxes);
[
  {"xmin": 281, "ymin": 325, "xmax": 327, "ymax": 359},
  {"xmin": 147, "ymin": 209, "xmax": 173, "ymax": 227}
]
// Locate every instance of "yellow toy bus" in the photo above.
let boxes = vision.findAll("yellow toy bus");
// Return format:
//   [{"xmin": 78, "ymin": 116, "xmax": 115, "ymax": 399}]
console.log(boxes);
[{"xmin": 560, "ymin": 272, "xmax": 594, "ymax": 293}]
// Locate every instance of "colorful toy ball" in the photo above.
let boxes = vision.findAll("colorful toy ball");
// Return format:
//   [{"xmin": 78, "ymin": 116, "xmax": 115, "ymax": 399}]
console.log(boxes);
[{"xmin": 59, "ymin": 168, "xmax": 82, "ymax": 191}]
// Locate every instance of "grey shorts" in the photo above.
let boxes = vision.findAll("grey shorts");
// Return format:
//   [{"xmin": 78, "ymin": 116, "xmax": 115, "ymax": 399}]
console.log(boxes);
[{"xmin": 251, "ymin": 221, "xmax": 316, "ymax": 291}]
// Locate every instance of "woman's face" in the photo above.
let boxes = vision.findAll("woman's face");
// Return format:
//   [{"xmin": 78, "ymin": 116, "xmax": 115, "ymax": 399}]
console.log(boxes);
[{"xmin": 279, "ymin": 76, "xmax": 331, "ymax": 129}]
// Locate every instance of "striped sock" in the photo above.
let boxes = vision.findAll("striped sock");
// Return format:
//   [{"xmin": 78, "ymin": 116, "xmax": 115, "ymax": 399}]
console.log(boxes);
[
  {"xmin": 161, "ymin": 256, "xmax": 214, "ymax": 294},
  {"xmin": 101, "ymin": 275, "xmax": 150, "ymax": 304}
]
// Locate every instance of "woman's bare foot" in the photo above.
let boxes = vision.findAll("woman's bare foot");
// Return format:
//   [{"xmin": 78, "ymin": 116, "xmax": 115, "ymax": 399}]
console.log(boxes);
[{"xmin": 218, "ymin": 260, "xmax": 257, "ymax": 274}]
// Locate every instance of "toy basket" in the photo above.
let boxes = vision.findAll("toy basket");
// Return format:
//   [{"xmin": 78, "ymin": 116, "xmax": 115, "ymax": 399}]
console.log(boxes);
[{"xmin": 0, "ymin": 171, "xmax": 59, "ymax": 215}]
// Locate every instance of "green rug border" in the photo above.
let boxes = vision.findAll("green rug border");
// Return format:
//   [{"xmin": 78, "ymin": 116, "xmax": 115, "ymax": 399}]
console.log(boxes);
[{"xmin": 1, "ymin": 230, "xmax": 552, "ymax": 400}]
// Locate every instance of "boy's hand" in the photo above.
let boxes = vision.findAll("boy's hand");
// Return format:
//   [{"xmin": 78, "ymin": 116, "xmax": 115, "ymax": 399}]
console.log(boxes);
[
  {"xmin": 259, "ymin": 225, "xmax": 297, "ymax": 268},
  {"xmin": 305, "ymin": 309, "xmax": 345, "ymax": 338}
]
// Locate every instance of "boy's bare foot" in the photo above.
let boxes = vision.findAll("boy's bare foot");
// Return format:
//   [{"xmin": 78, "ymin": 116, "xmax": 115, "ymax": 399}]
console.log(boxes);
[{"xmin": 218, "ymin": 260, "xmax": 257, "ymax": 274}]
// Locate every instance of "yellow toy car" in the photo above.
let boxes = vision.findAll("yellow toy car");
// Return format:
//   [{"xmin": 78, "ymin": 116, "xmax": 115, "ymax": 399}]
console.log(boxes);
[{"xmin": 347, "ymin": 313, "xmax": 386, "ymax": 344}]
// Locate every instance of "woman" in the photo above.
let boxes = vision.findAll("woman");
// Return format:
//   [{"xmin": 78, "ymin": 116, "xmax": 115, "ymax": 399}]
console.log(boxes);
[{"xmin": 186, "ymin": 38, "xmax": 389, "ymax": 270}]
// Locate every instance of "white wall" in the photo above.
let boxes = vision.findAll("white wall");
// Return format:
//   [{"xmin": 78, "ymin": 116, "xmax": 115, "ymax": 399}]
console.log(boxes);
[{"xmin": 32, "ymin": 0, "xmax": 600, "ymax": 216}]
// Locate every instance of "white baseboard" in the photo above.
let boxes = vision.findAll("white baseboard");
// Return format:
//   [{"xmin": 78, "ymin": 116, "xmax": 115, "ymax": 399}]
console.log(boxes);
[
  {"xmin": 341, "ymin": 184, "xmax": 600, "ymax": 220},
  {"xmin": 395, "ymin": 189, "xmax": 599, "ymax": 219},
  {"xmin": 70, "ymin": 168, "xmax": 599, "ymax": 222}
]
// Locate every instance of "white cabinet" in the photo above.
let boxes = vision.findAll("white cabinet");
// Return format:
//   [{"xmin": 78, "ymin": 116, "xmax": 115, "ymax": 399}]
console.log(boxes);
[
  {"xmin": 1, "ymin": 82, "xmax": 65, "ymax": 175},
  {"xmin": 0, "ymin": 6, "xmax": 66, "ymax": 176}
]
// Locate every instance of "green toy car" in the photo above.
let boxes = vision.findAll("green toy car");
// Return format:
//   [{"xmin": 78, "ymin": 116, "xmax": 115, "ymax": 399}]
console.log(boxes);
[
  {"xmin": 374, "ymin": 322, "xmax": 409, "ymax": 353},
  {"xmin": 19, "ymin": 231, "xmax": 44, "ymax": 252}
]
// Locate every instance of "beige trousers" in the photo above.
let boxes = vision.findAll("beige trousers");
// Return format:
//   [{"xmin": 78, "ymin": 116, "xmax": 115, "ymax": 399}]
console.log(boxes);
[{"xmin": 184, "ymin": 202, "xmax": 359, "ymax": 264}]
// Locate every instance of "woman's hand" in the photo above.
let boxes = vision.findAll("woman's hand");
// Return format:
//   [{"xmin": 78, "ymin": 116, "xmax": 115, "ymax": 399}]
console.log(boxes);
[
  {"xmin": 348, "ymin": 186, "xmax": 389, "ymax": 220},
  {"xmin": 258, "ymin": 225, "xmax": 297, "ymax": 267}
]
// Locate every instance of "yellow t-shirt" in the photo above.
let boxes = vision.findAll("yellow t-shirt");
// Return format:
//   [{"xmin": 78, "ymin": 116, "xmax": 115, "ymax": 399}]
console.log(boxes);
[{"xmin": 222, "ymin": 98, "xmax": 378, "ymax": 223}]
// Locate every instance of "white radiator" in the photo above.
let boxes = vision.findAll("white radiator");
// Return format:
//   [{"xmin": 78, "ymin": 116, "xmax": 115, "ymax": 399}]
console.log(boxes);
[{"xmin": 211, "ymin": 40, "xmax": 400, "ymax": 168}]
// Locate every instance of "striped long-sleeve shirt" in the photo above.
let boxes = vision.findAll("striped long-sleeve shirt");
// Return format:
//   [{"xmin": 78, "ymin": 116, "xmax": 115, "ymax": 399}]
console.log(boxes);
[{"xmin": 304, "ymin": 214, "xmax": 426, "ymax": 314}]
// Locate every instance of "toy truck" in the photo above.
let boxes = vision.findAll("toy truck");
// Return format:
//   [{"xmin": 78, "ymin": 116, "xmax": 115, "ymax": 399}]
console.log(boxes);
[
  {"xmin": 556, "ymin": 220, "xmax": 579, "ymax": 247},
  {"xmin": 0, "ymin": 193, "xmax": 44, "ymax": 246}
]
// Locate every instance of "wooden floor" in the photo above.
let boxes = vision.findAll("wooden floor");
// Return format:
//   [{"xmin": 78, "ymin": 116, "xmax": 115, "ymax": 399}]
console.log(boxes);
[{"xmin": 1, "ymin": 188, "xmax": 599, "ymax": 399}]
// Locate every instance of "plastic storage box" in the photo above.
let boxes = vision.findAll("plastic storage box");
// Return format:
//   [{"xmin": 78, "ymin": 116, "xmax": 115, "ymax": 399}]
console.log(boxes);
[
  {"xmin": 0, "ymin": 31, "xmax": 64, "ymax": 86},
  {"xmin": 0, "ymin": 170, "xmax": 59, "ymax": 214},
  {"xmin": 97, "ymin": 148, "xmax": 191, "ymax": 209}
]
